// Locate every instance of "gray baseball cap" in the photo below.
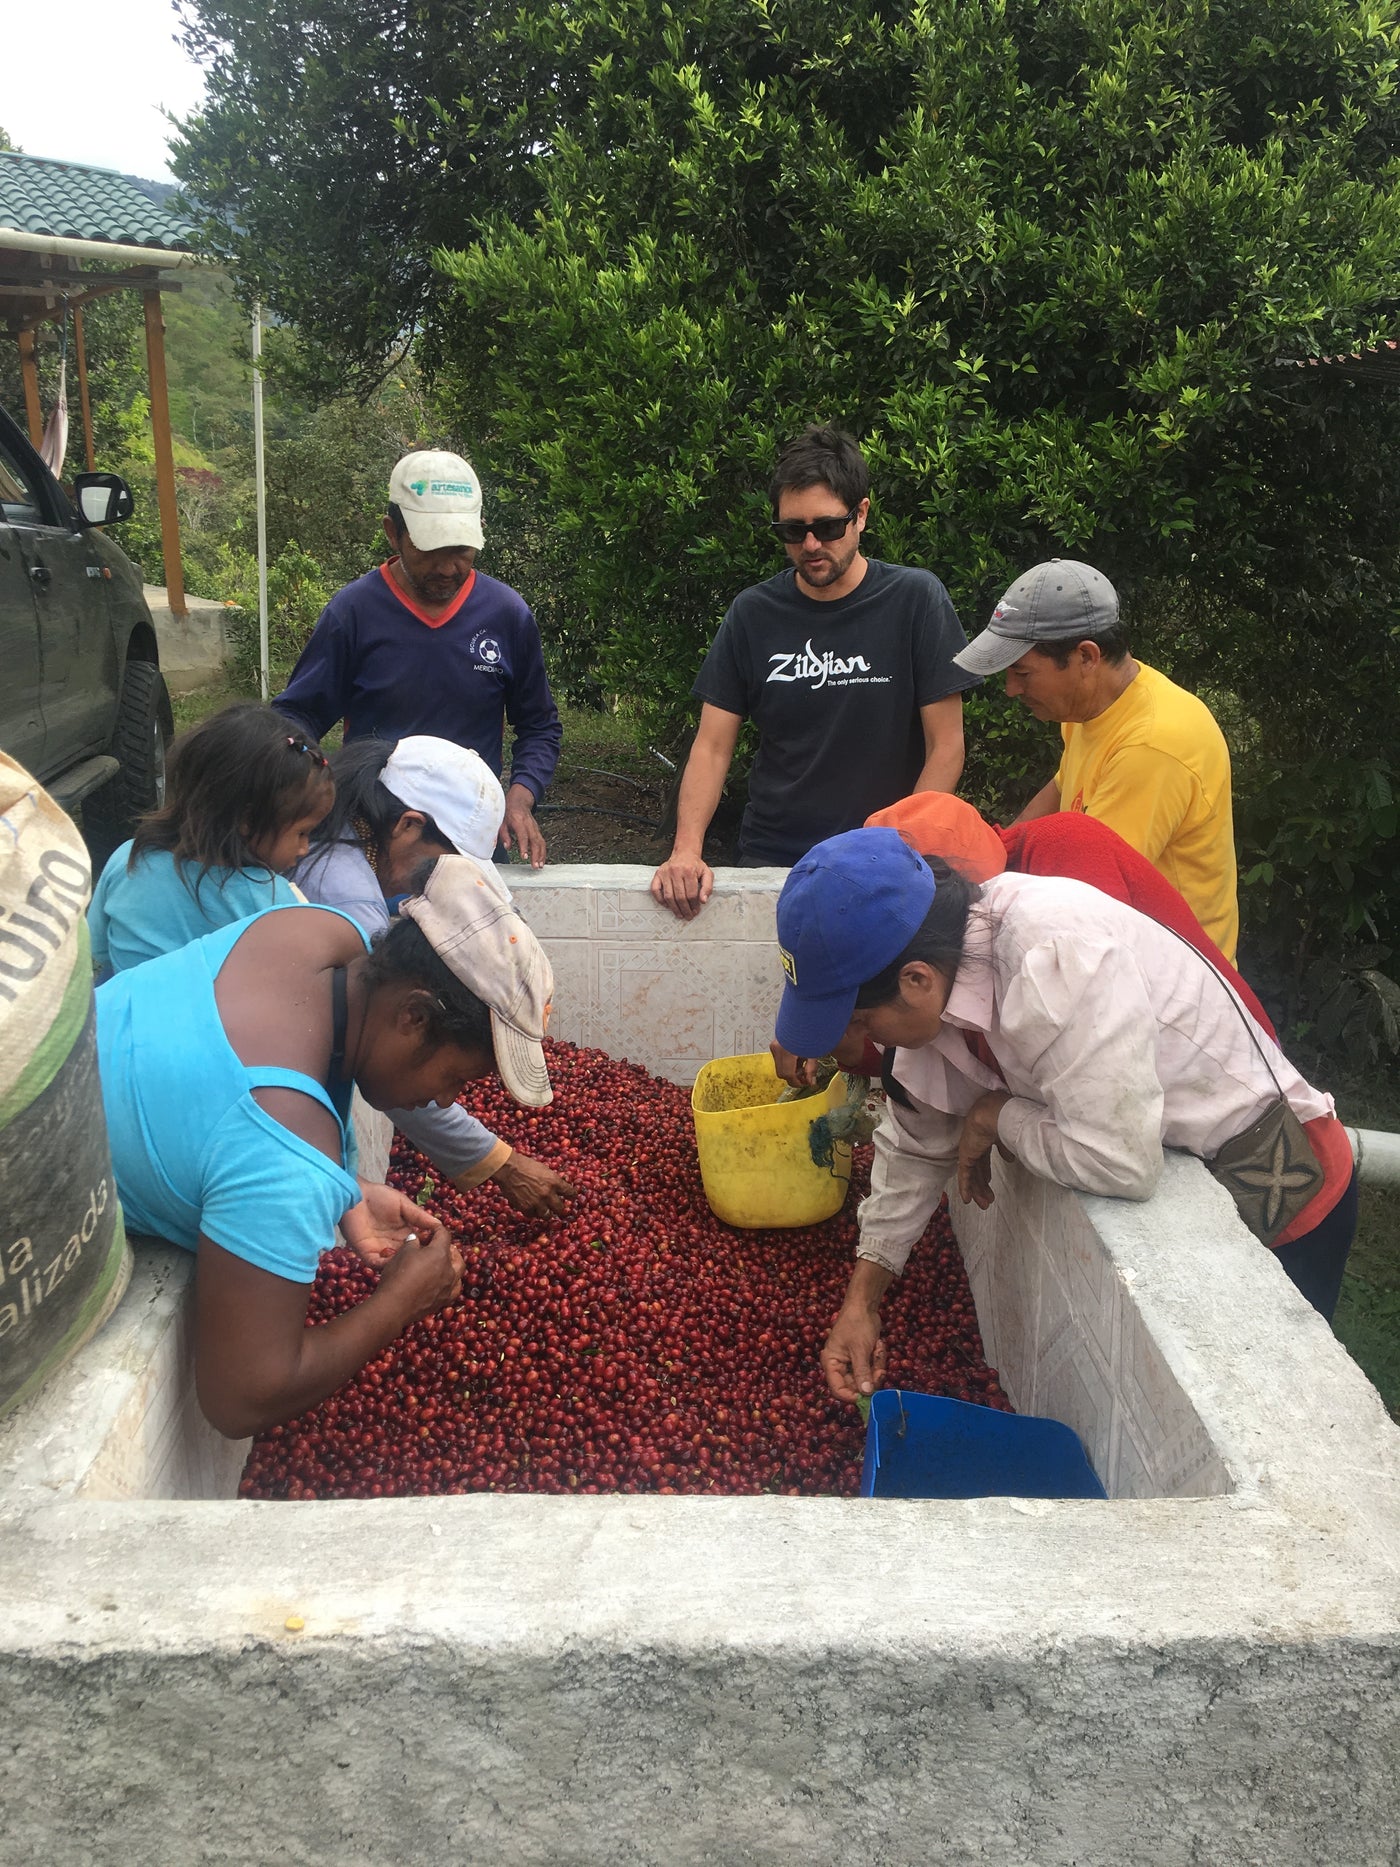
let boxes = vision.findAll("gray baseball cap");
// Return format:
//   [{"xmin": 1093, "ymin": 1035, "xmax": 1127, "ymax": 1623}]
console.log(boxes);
[{"xmin": 953, "ymin": 559, "xmax": 1119, "ymax": 676}]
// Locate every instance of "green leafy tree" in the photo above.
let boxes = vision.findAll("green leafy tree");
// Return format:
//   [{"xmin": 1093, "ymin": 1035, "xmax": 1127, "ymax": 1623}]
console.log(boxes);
[
  {"xmin": 49, "ymin": 7, "xmax": 1400, "ymax": 1024},
  {"xmin": 169, "ymin": 0, "xmax": 575, "ymax": 398},
  {"xmin": 426, "ymin": 0, "xmax": 1400, "ymax": 989}
]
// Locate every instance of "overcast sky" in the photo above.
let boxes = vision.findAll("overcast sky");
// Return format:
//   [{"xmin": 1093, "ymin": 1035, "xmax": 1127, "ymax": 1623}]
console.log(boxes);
[{"xmin": 1, "ymin": 0, "xmax": 206, "ymax": 183}]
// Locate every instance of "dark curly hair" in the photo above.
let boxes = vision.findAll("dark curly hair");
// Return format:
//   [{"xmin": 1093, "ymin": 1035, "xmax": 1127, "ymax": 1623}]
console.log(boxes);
[{"xmin": 362, "ymin": 916, "xmax": 494, "ymax": 1057}]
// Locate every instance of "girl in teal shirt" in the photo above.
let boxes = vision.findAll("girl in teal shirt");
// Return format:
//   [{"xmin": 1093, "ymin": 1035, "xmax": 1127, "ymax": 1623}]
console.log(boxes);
[{"xmin": 89, "ymin": 703, "xmax": 335, "ymax": 976}]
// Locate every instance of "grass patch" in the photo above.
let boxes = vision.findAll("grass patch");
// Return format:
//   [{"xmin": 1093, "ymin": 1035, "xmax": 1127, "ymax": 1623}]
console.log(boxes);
[
  {"xmin": 1319, "ymin": 1067, "xmax": 1400, "ymax": 1418},
  {"xmin": 170, "ymin": 680, "xmax": 244, "ymax": 733},
  {"xmin": 169, "ymin": 679, "xmax": 343, "ymax": 750}
]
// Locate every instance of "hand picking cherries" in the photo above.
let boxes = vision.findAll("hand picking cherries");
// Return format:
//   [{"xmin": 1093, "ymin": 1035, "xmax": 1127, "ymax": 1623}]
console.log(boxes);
[{"xmin": 240, "ymin": 1041, "xmax": 1010, "ymax": 1501}]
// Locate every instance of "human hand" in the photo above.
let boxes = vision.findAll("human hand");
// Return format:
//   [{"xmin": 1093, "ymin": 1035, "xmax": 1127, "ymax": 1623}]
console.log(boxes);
[
  {"xmin": 375, "ymin": 1219, "xmax": 463, "ymax": 1321},
  {"xmin": 820, "ymin": 1302, "xmax": 888, "ymax": 1403},
  {"xmin": 491, "ymin": 1150, "xmax": 577, "ymax": 1218},
  {"xmin": 650, "ymin": 851, "xmax": 714, "ymax": 921},
  {"xmin": 956, "ymin": 1091, "xmax": 1013, "ymax": 1210},
  {"xmin": 340, "ymin": 1182, "xmax": 429, "ymax": 1268},
  {"xmin": 770, "ymin": 1042, "xmax": 820, "ymax": 1090},
  {"xmin": 500, "ymin": 783, "xmax": 547, "ymax": 868}
]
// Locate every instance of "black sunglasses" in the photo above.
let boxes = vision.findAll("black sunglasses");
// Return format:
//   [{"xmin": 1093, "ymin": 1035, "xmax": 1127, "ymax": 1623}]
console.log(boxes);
[{"xmin": 769, "ymin": 507, "xmax": 859, "ymax": 546}]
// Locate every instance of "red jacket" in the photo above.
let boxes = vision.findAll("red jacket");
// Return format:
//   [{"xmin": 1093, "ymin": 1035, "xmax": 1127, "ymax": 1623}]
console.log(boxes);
[{"xmin": 997, "ymin": 815, "xmax": 1275, "ymax": 1038}]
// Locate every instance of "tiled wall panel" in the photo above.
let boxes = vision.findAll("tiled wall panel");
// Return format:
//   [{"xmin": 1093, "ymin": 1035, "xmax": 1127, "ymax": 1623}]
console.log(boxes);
[
  {"xmin": 957, "ymin": 1160, "xmax": 1231, "ymax": 1501},
  {"xmin": 513, "ymin": 867, "xmax": 786, "ymax": 1084}
]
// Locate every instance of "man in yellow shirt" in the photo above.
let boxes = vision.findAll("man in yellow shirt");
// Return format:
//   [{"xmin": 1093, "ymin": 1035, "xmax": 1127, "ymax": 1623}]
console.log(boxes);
[{"xmin": 954, "ymin": 559, "xmax": 1239, "ymax": 960}]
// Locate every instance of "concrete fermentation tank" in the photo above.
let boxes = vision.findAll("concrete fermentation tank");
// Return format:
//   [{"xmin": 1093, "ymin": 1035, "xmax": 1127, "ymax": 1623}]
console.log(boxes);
[{"xmin": 0, "ymin": 865, "xmax": 1396, "ymax": 1867}]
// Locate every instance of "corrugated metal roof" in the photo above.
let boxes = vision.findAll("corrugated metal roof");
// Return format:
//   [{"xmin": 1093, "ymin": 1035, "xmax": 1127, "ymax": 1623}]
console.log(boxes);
[{"xmin": 0, "ymin": 151, "xmax": 194, "ymax": 249}]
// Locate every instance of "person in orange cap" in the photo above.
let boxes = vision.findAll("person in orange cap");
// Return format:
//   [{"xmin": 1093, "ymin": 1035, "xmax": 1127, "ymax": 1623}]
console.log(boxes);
[
  {"xmin": 865, "ymin": 792, "xmax": 1274, "ymax": 1035},
  {"xmin": 772, "ymin": 791, "xmax": 1273, "ymax": 1086}
]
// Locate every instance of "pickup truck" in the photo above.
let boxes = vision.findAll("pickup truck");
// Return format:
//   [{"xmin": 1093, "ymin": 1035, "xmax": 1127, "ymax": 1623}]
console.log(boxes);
[{"xmin": 0, "ymin": 400, "xmax": 172, "ymax": 846}]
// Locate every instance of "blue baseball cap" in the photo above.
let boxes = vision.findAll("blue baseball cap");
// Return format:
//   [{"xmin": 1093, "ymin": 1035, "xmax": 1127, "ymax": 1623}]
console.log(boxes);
[{"xmin": 774, "ymin": 828, "xmax": 938, "ymax": 1057}]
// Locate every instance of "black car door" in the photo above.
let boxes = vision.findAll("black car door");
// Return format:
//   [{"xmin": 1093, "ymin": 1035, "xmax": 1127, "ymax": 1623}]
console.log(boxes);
[
  {"xmin": 0, "ymin": 429, "xmax": 48, "ymax": 776},
  {"xmin": 4, "ymin": 434, "xmax": 116, "ymax": 772}
]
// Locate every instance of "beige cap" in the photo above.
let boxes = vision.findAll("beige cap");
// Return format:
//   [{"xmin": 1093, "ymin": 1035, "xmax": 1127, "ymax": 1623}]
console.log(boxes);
[
  {"xmin": 388, "ymin": 450, "xmax": 485, "ymax": 551},
  {"xmin": 399, "ymin": 855, "xmax": 554, "ymax": 1106}
]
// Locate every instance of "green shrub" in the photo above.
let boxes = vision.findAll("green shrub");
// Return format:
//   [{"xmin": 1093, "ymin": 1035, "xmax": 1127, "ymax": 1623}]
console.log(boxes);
[{"xmin": 223, "ymin": 540, "xmax": 333, "ymax": 698}]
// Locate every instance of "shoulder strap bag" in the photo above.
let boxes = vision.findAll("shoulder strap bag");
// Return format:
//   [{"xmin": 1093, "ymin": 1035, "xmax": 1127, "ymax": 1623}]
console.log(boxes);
[{"xmin": 1158, "ymin": 927, "xmax": 1322, "ymax": 1246}]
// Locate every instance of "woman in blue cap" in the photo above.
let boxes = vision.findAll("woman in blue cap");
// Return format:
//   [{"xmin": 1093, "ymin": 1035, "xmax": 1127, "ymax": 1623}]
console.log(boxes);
[{"xmin": 772, "ymin": 829, "xmax": 1356, "ymax": 1404}]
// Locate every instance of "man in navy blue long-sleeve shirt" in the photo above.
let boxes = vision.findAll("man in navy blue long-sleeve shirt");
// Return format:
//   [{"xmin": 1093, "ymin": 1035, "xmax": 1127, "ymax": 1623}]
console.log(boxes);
[{"xmin": 274, "ymin": 450, "xmax": 562, "ymax": 866}]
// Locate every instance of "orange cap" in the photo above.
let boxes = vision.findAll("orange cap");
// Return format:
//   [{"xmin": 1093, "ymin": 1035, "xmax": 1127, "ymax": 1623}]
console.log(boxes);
[{"xmin": 863, "ymin": 793, "xmax": 1007, "ymax": 883}]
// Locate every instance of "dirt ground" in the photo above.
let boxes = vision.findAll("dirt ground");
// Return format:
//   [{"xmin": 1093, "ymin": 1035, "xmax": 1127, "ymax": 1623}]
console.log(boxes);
[
  {"xmin": 528, "ymin": 719, "xmax": 674, "ymax": 867},
  {"xmin": 506, "ymin": 708, "xmax": 743, "ymax": 869},
  {"xmin": 166, "ymin": 688, "xmax": 688, "ymax": 869}
]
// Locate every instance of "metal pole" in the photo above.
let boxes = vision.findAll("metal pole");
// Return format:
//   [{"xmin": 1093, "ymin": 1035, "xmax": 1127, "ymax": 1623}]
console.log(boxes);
[{"xmin": 252, "ymin": 302, "xmax": 269, "ymax": 702}]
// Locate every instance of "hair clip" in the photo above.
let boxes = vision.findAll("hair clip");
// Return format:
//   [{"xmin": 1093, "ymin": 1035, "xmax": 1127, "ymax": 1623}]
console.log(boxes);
[{"xmin": 286, "ymin": 736, "xmax": 330, "ymax": 769}]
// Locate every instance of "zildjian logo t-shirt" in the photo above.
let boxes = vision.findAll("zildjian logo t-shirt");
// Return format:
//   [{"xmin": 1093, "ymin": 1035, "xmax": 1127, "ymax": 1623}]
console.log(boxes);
[{"xmin": 693, "ymin": 560, "xmax": 980, "ymax": 865}]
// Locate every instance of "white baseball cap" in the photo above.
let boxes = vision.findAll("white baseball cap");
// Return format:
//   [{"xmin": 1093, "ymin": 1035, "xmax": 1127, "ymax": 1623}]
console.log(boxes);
[
  {"xmin": 382, "ymin": 737, "xmax": 505, "ymax": 862},
  {"xmin": 388, "ymin": 449, "xmax": 485, "ymax": 551},
  {"xmin": 400, "ymin": 855, "xmax": 554, "ymax": 1107}
]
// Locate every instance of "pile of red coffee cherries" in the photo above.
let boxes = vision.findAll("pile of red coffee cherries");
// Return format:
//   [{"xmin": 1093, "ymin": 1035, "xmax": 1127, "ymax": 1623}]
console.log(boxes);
[{"xmin": 240, "ymin": 1041, "xmax": 1009, "ymax": 1501}]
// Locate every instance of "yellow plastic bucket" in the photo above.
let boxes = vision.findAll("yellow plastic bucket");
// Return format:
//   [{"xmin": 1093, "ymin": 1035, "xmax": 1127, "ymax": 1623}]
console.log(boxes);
[{"xmin": 690, "ymin": 1053, "xmax": 853, "ymax": 1229}]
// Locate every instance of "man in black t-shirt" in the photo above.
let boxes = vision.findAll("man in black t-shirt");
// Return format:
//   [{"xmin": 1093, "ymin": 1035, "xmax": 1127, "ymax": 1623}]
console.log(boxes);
[{"xmin": 651, "ymin": 425, "xmax": 979, "ymax": 919}]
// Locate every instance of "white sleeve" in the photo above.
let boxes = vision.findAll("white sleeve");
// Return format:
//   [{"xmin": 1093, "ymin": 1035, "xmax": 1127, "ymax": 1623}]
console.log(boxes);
[
  {"xmin": 856, "ymin": 1093, "xmax": 962, "ymax": 1276},
  {"xmin": 993, "ymin": 938, "xmax": 1165, "ymax": 1200}
]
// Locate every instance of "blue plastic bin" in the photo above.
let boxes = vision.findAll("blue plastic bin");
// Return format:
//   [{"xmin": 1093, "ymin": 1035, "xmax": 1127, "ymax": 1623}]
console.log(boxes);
[{"xmin": 860, "ymin": 1389, "xmax": 1107, "ymax": 1500}]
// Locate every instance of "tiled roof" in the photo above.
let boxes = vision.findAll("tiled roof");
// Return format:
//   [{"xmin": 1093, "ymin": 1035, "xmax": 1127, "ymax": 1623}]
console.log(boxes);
[{"xmin": 0, "ymin": 151, "xmax": 194, "ymax": 250}]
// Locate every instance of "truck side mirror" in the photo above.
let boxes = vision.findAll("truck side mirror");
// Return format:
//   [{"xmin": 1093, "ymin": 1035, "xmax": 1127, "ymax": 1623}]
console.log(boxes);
[{"xmin": 73, "ymin": 472, "xmax": 135, "ymax": 526}]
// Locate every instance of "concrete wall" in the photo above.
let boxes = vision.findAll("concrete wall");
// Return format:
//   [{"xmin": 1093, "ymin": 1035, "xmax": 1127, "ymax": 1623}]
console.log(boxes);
[
  {"xmin": 0, "ymin": 1244, "xmax": 246, "ymax": 1504},
  {"xmin": 958, "ymin": 1156, "xmax": 1233, "ymax": 1500},
  {"xmin": 144, "ymin": 584, "xmax": 234, "ymax": 696},
  {"xmin": 0, "ymin": 865, "xmax": 1396, "ymax": 1865},
  {"xmin": 512, "ymin": 863, "xmax": 788, "ymax": 1082}
]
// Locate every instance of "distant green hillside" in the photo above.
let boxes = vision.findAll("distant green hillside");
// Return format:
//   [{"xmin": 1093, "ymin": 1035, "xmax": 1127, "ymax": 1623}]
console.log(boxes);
[{"xmin": 161, "ymin": 268, "xmax": 257, "ymax": 458}]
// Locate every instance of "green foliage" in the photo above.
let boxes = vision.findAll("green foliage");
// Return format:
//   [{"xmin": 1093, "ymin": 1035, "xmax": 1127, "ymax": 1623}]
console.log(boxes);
[
  {"xmin": 223, "ymin": 540, "xmax": 335, "ymax": 695},
  {"xmin": 0, "ymin": 280, "xmax": 146, "ymax": 475},
  {"xmin": 160, "ymin": 272, "xmax": 260, "ymax": 456},
  {"xmin": 170, "ymin": 0, "xmax": 555, "ymax": 397},
  {"xmin": 250, "ymin": 377, "xmax": 443, "ymax": 588},
  {"xmin": 429, "ymin": 0, "xmax": 1400, "ymax": 757},
  {"xmin": 1237, "ymin": 751, "xmax": 1399, "ymax": 1055}
]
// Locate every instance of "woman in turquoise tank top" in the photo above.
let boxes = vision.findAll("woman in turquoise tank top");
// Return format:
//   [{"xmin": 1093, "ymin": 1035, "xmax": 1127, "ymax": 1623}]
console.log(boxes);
[{"xmin": 96, "ymin": 855, "xmax": 555, "ymax": 1439}]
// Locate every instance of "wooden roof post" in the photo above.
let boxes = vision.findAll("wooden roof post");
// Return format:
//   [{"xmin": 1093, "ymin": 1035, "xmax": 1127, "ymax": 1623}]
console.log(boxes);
[
  {"xmin": 142, "ymin": 287, "xmax": 186, "ymax": 616},
  {"xmin": 73, "ymin": 306, "xmax": 96, "ymax": 473},
  {"xmin": 17, "ymin": 327, "xmax": 43, "ymax": 448}
]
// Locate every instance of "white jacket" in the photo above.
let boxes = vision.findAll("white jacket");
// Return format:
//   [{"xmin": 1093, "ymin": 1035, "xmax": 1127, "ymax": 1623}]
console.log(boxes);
[{"xmin": 858, "ymin": 872, "xmax": 1332, "ymax": 1274}]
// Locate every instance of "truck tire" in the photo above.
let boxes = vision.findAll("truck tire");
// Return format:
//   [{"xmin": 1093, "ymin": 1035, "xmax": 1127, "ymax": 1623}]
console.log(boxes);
[{"xmin": 86, "ymin": 660, "xmax": 174, "ymax": 843}]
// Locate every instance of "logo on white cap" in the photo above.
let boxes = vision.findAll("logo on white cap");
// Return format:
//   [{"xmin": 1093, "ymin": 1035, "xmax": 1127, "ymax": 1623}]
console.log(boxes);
[{"xmin": 389, "ymin": 450, "xmax": 484, "ymax": 551}]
